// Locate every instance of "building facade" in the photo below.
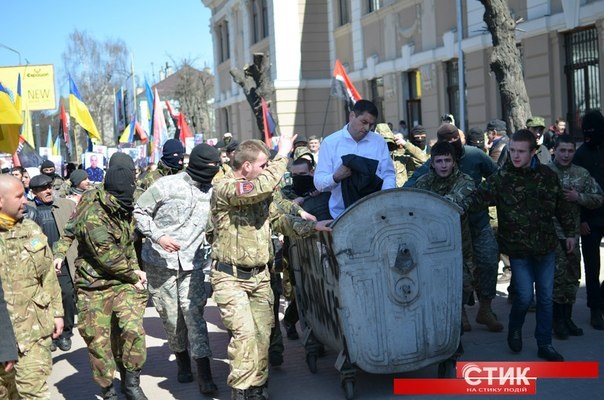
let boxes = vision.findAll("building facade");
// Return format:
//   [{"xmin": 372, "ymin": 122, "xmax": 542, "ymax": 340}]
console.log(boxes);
[{"xmin": 202, "ymin": 0, "xmax": 604, "ymax": 141}]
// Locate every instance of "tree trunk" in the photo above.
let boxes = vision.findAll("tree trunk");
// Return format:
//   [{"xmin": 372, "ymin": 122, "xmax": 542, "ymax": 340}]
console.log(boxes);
[
  {"xmin": 230, "ymin": 53, "xmax": 276, "ymax": 137},
  {"xmin": 479, "ymin": 0, "xmax": 531, "ymax": 133}
]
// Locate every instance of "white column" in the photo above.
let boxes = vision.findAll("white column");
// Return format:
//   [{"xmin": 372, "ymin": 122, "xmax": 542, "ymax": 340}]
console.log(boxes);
[
  {"xmin": 351, "ymin": 0, "xmax": 364, "ymax": 70},
  {"xmin": 272, "ymin": 0, "xmax": 302, "ymax": 85}
]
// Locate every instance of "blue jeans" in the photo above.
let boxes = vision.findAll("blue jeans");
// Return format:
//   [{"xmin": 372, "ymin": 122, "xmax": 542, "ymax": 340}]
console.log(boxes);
[{"xmin": 508, "ymin": 252, "xmax": 555, "ymax": 346}]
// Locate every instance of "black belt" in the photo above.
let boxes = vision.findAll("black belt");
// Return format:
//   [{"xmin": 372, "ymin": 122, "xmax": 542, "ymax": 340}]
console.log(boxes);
[{"xmin": 215, "ymin": 262, "xmax": 266, "ymax": 279}]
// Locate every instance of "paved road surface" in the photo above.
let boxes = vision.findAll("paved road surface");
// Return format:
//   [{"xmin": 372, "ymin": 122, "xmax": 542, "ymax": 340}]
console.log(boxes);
[{"xmin": 49, "ymin": 247, "xmax": 604, "ymax": 399}]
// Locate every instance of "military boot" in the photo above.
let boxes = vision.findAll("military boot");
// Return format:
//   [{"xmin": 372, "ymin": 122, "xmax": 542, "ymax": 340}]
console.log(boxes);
[
  {"xmin": 248, "ymin": 385, "xmax": 268, "ymax": 400},
  {"xmin": 461, "ymin": 307, "xmax": 471, "ymax": 332},
  {"xmin": 116, "ymin": 361, "xmax": 126, "ymax": 393},
  {"xmin": 101, "ymin": 384, "xmax": 118, "ymax": 400},
  {"xmin": 552, "ymin": 302, "xmax": 569, "ymax": 339},
  {"xmin": 196, "ymin": 357, "xmax": 218, "ymax": 394},
  {"xmin": 231, "ymin": 388, "xmax": 248, "ymax": 400},
  {"xmin": 175, "ymin": 350, "xmax": 193, "ymax": 383},
  {"xmin": 564, "ymin": 304, "xmax": 583, "ymax": 336},
  {"xmin": 476, "ymin": 298, "xmax": 504, "ymax": 332},
  {"xmin": 590, "ymin": 308, "xmax": 604, "ymax": 330},
  {"xmin": 123, "ymin": 369, "xmax": 148, "ymax": 400}
]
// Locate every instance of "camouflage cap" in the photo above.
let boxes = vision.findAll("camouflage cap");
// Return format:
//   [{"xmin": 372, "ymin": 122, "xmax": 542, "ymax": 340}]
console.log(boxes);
[
  {"xmin": 526, "ymin": 116, "xmax": 545, "ymax": 128},
  {"xmin": 374, "ymin": 123, "xmax": 397, "ymax": 151}
]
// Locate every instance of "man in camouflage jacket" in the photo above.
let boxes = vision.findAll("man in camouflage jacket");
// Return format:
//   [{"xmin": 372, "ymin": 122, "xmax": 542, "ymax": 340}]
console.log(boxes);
[
  {"xmin": 54, "ymin": 162, "xmax": 148, "ymax": 400},
  {"xmin": 462, "ymin": 130, "xmax": 577, "ymax": 362},
  {"xmin": 0, "ymin": 175, "xmax": 64, "ymax": 399},
  {"xmin": 415, "ymin": 142, "xmax": 475, "ymax": 332},
  {"xmin": 210, "ymin": 138, "xmax": 332, "ymax": 400},
  {"xmin": 547, "ymin": 135, "xmax": 603, "ymax": 339}
]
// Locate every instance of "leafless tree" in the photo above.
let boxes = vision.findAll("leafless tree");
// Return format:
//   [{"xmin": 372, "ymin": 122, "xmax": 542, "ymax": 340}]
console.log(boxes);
[
  {"xmin": 61, "ymin": 30, "xmax": 130, "ymax": 147},
  {"xmin": 479, "ymin": 0, "xmax": 531, "ymax": 132},
  {"xmin": 230, "ymin": 53, "xmax": 275, "ymax": 137},
  {"xmin": 172, "ymin": 61, "xmax": 215, "ymax": 136}
]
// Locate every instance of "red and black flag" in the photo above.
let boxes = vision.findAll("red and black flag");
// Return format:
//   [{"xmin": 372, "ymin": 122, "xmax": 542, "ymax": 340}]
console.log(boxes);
[
  {"xmin": 331, "ymin": 59, "xmax": 362, "ymax": 112},
  {"xmin": 59, "ymin": 100, "xmax": 70, "ymax": 153}
]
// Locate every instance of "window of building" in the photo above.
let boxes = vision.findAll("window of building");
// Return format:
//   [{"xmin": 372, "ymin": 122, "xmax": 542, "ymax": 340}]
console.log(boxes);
[
  {"xmin": 565, "ymin": 26, "xmax": 601, "ymax": 137},
  {"xmin": 217, "ymin": 21, "xmax": 230, "ymax": 63},
  {"xmin": 339, "ymin": 0, "xmax": 350, "ymax": 26},
  {"xmin": 445, "ymin": 59, "xmax": 460, "ymax": 125},
  {"xmin": 252, "ymin": 0, "xmax": 269, "ymax": 43},
  {"xmin": 370, "ymin": 77, "xmax": 385, "ymax": 123},
  {"xmin": 367, "ymin": 0, "xmax": 382, "ymax": 13},
  {"xmin": 406, "ymin": 70, "xmax": 422, "ymax": 127}
]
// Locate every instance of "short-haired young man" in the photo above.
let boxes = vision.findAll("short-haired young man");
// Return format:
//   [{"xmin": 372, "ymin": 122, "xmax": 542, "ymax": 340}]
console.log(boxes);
[
  {"xmin": 415, "ymin": 142, "xmax": 476, "ymax": 331},
  {"xmin": 547, "ymin": 135, "xmax": 603, "ymax": 338},
  {"xmin": 463, "ymin": 130, "xmax": 577, "ymax": 361},
  {"xmin": 210, "ymin": 138, "xmax": 332, "ymax": 400}
]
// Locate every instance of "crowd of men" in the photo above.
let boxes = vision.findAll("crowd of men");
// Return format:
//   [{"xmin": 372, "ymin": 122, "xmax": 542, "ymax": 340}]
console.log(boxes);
[{"xmin": 0, "ymin": 101, "xmax": 603, "ymax": 400}]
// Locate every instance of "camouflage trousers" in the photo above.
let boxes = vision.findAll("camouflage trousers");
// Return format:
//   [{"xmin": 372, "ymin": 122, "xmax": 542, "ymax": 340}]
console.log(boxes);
[
  {"xmin": 553, "ymin": 239, "xmax": 581, "ymax": 304},
  {"xmin": 211, "ymin": 267, "xmax": 273, "ymax": 390},
  {"xmin": 77, "ymin": 285, "xmax": 148, "ymax": 388},
  {"xmin": 470, "ymin": 223, "xmax": 499, "ymax": 300},
  {"xmin": 0, "ymin": 336, "xmax": 52, "ymax": 400},
  {"xmin": 146, "ymin": 263, "xmax": 212, "ymax": 359}
]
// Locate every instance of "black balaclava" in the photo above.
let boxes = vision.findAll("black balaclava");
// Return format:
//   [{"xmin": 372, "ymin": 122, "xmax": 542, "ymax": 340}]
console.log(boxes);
[
  {"xmin": 582, "ymin": 110, "xmax": 604, "ymax": 147},
  {"xmin": 186, "ymin": 143, "xmax": 221, "ymax": 186},
  {"xmin": 108, "ymin": 152, "xmax": 136, "ymax": 171},
  {"xmin": 292, "ymin": 175, "xmax": 316, "ymax": 197},
  {"xmin": 40, "ymin": 160, "xmax": 56, "ymax": 176},
  {"xmin": 410, "ymin": 125, "xmax": 427, "ymax": 149},
  {"xmin": 161, "ymin": 139, "xmax": 185, "ymax": 170},
  {"xmin": 104, "ymin": 167, "xmax": 136, "ymax": 210}
]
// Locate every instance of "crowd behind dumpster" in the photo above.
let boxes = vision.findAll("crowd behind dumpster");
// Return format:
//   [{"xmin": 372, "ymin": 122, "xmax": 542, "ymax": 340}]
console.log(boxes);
[{"xmin": 0, "ymin": 101, "xmax": 603, "ymax": 400}]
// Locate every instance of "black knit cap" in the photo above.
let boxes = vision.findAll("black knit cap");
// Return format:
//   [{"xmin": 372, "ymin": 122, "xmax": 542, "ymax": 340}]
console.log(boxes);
[
  {"xmin": 41, "ymin": 160, "xmax": 55, "ymax": 170},
  {"xmin": 69, "ymin": 170, "xmax": 88, "ymax": 187},
  {"xmin": 186, "ymin": 143, "xmax": 221, "ymax": 184},
  {"xmin": 108, "ymin": 152, "xmax": 135, "ymax": 171}
]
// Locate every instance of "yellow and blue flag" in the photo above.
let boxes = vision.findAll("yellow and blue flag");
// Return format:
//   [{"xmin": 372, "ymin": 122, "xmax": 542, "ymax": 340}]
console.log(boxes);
[
  {"xmin": 69, "ymin": 76, "xmax": 101, "ymax": 141},
  {"xmin": 0, "ymin": 82, "xmax": 23, "ymax": 154}
]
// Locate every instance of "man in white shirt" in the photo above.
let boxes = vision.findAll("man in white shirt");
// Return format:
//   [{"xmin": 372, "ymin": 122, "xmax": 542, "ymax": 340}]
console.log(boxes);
[{"xmin": 314, "ymin": 100, "xmax": 396, "ymax": 218}]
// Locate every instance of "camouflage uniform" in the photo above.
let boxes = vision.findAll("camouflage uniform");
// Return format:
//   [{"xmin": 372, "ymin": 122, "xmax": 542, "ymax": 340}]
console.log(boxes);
[
  {"xmin": 54, "ymin": 187, "xmax": 147, "ymax": 389},
  {"xmin": 210, "ymin": 155, "xmax": 316, "ymax": 391},
  {"xmin": 133, "ymin": 172, "xmax": 213, "ymax": 359},
  {"xmin": 547, "ymin": 161, "xmax": 604, "ymax": 304},
  {"xmin": 463, "ymin": 161, "xmax": 576, "ymax": 347},
  {"xmin": 415, "ymin": 167, "xmax": 476, "ymax": 305},
  {"xmin": 0, "ymin": 218, "xmax": 63, "ymax": 399}
]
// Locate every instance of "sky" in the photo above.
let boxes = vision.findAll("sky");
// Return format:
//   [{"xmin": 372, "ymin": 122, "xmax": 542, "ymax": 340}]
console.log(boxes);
[{"xmin": 0, "ymin": 1, "xmax": 214, "ymax": 102}]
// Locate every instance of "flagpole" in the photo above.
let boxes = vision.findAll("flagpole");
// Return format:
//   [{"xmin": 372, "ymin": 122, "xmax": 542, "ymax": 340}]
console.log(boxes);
[
  {"xmin": 73, "ymin": 126, "xmax": 80, "ymax": 166},
  {"xmin": 320, "ymin": 94, "xmax": 332, "ymax": 139},
  {"xmin": 131, "ymin": 55, "xmax": 137, "ymax": 122}
]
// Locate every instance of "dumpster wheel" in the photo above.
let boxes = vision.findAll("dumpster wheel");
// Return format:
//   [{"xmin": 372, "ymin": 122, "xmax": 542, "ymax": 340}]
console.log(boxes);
[
  {"xmin": 437, "ymin": 359, "xmax": 457, "ymax": 378},
  {"xmin": 342, "ymin": 379, "xmax": 355, "ymax": 399},
  {"xmin": 306, "ymin": 352, "xmax": 318, "ymax": 373}
]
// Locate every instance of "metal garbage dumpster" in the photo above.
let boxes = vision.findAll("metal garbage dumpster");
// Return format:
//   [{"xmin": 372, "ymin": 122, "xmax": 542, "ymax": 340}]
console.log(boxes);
[{"xmin": 288, "ymin": 188, "xmax": 463, "ymax": 399}]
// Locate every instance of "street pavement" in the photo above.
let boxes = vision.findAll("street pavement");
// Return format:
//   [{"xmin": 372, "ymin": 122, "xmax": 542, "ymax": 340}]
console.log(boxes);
[{"xmin": 49, "ymin": 247, "xmax": 604, "ymax": 400}]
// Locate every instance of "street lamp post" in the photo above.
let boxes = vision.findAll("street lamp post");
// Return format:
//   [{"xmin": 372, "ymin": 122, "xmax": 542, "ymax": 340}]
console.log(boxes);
[{"xmin": 0, "ymin": 43, "xmax": 21, "ymax": 65}]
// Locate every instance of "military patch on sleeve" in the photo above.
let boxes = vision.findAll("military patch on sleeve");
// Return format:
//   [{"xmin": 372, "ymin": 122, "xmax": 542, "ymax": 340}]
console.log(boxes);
[{"xmin": 236, "ymin": 181, "xmax": 255, "ymax": 195}]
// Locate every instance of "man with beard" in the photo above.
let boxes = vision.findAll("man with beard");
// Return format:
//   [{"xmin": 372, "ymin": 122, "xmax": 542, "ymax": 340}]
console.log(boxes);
[
  {"xmin": 573, "ymin": 110, "xmax": 604, "ymax": 330},
  {"xmin": 0, "ymin": 175, "xmax": 64, "ymax": 398},
  {"xmin": 134, "ymin": 144, "xmax": 221, "ymax": 394}
]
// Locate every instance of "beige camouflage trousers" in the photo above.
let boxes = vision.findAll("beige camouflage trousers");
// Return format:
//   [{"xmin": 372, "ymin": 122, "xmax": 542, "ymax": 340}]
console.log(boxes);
[
  {"xmin": 211, "ymin": 268, "xmax": 273, "ymax": 390},
  {"xmin": 146, "ymin": 263, "xmax": 211, "ymax": 359},
  {"xmin": 0, "ymin": 337, "xmax": 52, "ymax": 400}
]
